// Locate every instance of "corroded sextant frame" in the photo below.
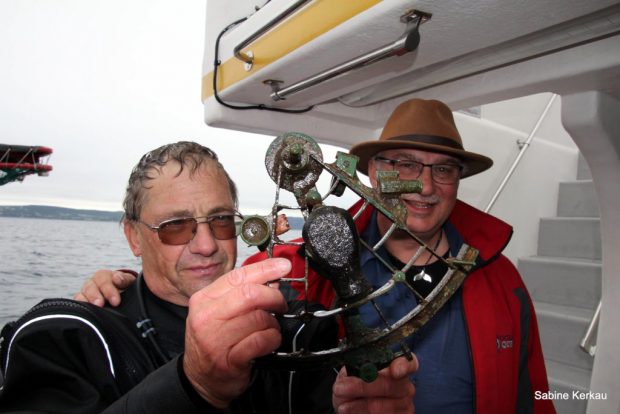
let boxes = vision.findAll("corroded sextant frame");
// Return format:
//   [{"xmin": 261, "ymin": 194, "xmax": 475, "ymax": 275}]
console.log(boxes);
[{"xmin": 240, "ymin": 132, "xmax": 478, "ymax": 381}]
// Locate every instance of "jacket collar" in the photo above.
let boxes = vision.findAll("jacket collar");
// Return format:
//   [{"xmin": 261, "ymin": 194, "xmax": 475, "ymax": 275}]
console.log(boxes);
[{"xmin": 448, "ymin": 200, "xmax": 513, "ymax": 263}]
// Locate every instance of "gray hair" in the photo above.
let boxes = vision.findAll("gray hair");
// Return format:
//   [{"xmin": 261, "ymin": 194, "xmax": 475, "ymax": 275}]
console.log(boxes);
[{"xmin": 122, "ymin": 141, "xmax": 238, "ymax": 222}]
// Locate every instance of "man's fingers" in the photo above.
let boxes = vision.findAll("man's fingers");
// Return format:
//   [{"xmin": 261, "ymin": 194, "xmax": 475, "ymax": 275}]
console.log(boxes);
[
  {"xmin": 74, "ymin": 279, "xmax": 105, "ymax": 307},
  {"xmin": 222, "ymin": 258, "xmax": 291, "ymax": 290},
  {"xmin": 228, "ymin": 327, "xmax": 283, "ymax": 368},
  {"xmin": 335, "ymin": 397, "xmax": 414, "ymax": 414},
  {"xmin": 74, "ymin": 269, "xmax": 137, "ymax": 307},
  {"xmin": 389, "ymin": 354, "xmax": 418, "ymax": 379},
  {"xmin": 333, "ymin": 356, "xmax": 418, "ymax": 399},
  {"xmin": 332, "ymin": 357, "xmax": 417, "ymax": 414},
  {"xmin": 97, "ymin": 277, "xmax": 124, "ymax": 307},
  {"xmin": 73, "ymin": 292, "xmax": 90, "ymax": 303},
  {"xmin": 334, "ymin": 373, "xmax": 413, "ymax": 400},
  {"xmin": 181, "ymin": 258, "xmax": 291, "ymax": 405},
  {"xmin": 111, "ymin": 270, "xmax": 137, "ymax": 289},
  {"xmin": 204, "ymin": 309, "xmax": 281, "ymax": 349},
  {"xmin": 196, "ymin": 258, "xmax": 291, "ymax": 300},
  {"xmin": 190, "ymin": 283, "xmax": 287, "ymax": 322}
]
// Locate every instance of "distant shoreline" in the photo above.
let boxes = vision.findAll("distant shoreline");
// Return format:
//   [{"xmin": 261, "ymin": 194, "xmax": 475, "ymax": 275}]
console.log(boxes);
[
  {"xmin": 0, "ymin": 205, "xmax": 305, "ymax": 229},
  {"xmin": 0, "ymin": 205, "xmax": 122, "ymax": 222}
]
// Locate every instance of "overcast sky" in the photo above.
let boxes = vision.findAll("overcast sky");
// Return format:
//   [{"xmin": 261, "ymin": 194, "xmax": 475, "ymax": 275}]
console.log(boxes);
[{"xmin": 0, "ymin": 1, "xmax": 357, "ymax": 214}]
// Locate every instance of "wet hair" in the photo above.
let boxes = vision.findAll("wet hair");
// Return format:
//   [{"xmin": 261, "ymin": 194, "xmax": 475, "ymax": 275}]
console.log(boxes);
[{"xmin": 122, "ymin": 141, "xmax": 238, "ymax": 222}]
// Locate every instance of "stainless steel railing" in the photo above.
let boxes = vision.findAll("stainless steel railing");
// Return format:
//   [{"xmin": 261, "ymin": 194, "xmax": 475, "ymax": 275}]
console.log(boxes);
[
  {"xmin": 580, "ymin": 300, "xmax": 601, "ymax": 356},
  {"xmin": 233, "ymin": 0, "xmax": 313, "ymax": 69},
  {"xmin": 270, "ymin": 27, "xmax": 422, "ymax": 101},
  {"xmin": 484, "ymin": 94, "xmax": 558, "ymax": 213}
]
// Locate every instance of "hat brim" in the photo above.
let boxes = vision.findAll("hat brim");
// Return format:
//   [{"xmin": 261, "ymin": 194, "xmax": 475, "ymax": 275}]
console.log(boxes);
[{"xmin": 350, "ymin": 139, "xmax": 493, "ymax": 179}]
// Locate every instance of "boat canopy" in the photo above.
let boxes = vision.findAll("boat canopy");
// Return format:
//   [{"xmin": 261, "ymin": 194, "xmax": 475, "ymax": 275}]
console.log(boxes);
[{"xmin": 202, "ymin": 0, "xmax": 620, "ymax": 147}]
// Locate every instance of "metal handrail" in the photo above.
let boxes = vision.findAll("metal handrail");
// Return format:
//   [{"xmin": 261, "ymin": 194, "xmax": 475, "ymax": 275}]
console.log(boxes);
[
  {"xmin": 580, "ymin": 300, "xmax": 601, "ymax": 356},
  {"xmin": 270, "ymin": 28, "xmax": 420, "ymax": 101},
  {"xmin": 484, "ymin": 94, "xmax": 558, "ymax": 213},
  {"xmin": 233, "ymin": 0, "xmax": 312, "ymax": 67}
]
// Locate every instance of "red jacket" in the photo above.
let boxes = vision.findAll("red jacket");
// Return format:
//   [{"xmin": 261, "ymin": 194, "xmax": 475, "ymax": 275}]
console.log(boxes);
[{"xmin": 244, "ymin": 199, "xmax": 556, "ymax": 413}]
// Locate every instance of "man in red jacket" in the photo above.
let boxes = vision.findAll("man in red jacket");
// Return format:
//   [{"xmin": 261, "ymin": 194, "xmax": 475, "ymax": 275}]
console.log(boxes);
[{"xmin": 244, "ymin": 99, "xmax": 556, "ymax": 414}]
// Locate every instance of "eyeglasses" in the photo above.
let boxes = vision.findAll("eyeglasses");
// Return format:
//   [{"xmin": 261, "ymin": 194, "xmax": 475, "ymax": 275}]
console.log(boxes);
[
  {"xmin": 139, "ymin": 213, "xmax": 243, "ymax": 245},
  {"xmin": 373, "ymin": 156, "xmax": 463, "ymax": 184}
]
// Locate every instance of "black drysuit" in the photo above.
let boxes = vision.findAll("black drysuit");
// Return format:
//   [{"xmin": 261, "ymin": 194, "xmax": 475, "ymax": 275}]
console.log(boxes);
[{"xmin": 0, "ymin": 276, "xmax": 336, "ymax": 413}]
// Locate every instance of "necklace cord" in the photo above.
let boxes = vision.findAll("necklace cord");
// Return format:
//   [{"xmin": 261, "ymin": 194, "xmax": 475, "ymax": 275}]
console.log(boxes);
[
  {"xmin": 410, "ymin": 230, "xmax": 444, "ymax": 284},
  {"xmin": 421, "ymin": 230, "xmax": 443, "ymax": 268}
]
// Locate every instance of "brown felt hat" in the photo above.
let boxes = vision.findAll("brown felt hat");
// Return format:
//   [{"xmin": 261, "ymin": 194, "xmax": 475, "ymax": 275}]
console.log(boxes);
[{"xmin": 350, "ymin": 99, "xmax": 493, "ymax": 178}]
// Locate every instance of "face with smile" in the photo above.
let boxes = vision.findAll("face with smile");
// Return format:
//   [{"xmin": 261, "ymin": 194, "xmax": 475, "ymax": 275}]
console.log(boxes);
[
  {"xmin": 124, "ymin": 161, "xmax": 237, "ymax": 306},
  {"xmin": 368, "ymin": 148, "xmax": 461, "ymax": 244}
]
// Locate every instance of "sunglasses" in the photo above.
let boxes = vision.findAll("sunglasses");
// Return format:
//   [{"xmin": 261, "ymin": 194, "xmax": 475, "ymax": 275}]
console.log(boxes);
[{"xmin": 139, "ymin": 213, "xmax": 243, "ymax": 245}]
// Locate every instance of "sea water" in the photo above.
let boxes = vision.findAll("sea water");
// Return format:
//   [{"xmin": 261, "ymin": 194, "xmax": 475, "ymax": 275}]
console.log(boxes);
[{"xmin": 0, "ymin": 216, "xmax": 301, "ymax": 326}]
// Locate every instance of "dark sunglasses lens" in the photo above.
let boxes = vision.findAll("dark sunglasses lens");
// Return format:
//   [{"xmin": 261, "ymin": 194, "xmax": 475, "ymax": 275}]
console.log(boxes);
[
  {"xmin": 209, "ymin": 216, "xmax": 239, "ymax": 240},
  {"xmin": 158, "ymin": 218, "xmax": 196, "ymax": 245}
]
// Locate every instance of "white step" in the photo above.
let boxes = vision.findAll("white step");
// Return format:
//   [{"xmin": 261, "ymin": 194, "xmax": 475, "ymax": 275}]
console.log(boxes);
[
  {"xmin": 519, "ymin": 256, "xmax": 601, "ymax": 310},
  {"xmin": 534, "ymin": 302, "xmax": 594, "ymax": 371},
  {"xmin": 530, "ymin": 153, "xmax": 598, "ymax": 414},
  {"xmin": 557, "ymin": 180, "xmax": 599, "ymax": 218},
  {"xmin": 537, "ymin": 218, "xmax": 601, "ymax": 260},
  {"xmin": 545, "ymin": 359, "xmax": 591, "ymax": 414}
]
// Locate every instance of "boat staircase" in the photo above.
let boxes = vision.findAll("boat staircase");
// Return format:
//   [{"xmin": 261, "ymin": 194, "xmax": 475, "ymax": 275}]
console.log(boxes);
[{"xmin": 519, "ymin": 154, "xmax": 601, "ymax": 414}]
